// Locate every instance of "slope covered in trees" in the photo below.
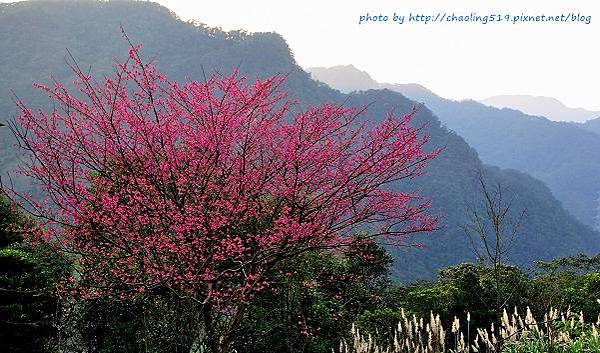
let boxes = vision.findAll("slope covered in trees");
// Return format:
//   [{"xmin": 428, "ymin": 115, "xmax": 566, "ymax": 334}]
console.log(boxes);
[
  {"xmin": 0, "ymin": 0, "xmax": 598, "ymax": 281},
  {"xmin": 397, "ymin": 88, "xmax": 600, "ymax": 230},
  {"xmin": 310, "ymin": 65, "xmax": 600, "ymax": 229},
  {"xmin": 345, "ymin": 90, "xmax": 600, "ymax": 280}
]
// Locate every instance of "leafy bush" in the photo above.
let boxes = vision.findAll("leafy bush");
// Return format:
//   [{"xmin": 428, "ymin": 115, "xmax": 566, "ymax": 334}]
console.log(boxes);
[{"xmin": 234, "ymin": 239, "xmax": 391, "ymax": 353}]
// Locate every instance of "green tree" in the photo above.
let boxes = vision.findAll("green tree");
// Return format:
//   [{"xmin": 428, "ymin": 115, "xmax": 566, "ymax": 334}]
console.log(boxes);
[
  {"xmin": 234, "ymin": 238, "xmax": 392, "ymax": 353},
  {"xmin": 0, "ymin": 196, "xmax": 68, "ymax": 352}
]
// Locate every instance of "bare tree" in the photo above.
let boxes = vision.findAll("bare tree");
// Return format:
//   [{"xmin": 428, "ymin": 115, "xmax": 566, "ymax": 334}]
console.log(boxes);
[{"xmin": 463, "ymin": 171, "xmax": 526, "ymax": 352}]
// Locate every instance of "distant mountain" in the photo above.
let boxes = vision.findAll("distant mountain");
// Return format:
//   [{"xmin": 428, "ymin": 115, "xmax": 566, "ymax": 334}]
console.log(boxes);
[
  {"xmin": 1, "ymin": 1, "xmax": 598, "ymax": 282},
  {"xmin": 307, "ymin": 67, "xmax": 600, "ymax": 124},
  {"xmin": 310, "ymin": 65, "xmax": 600, "ymax": 230},
  {"xmin": 378, "ymin": 83, "xmax": 441, "ymax": 104},
  {"xmin": 307, "ymin": 66, "xmax": 443, "ymax": 107},
  {"xmin": 307, "ymin": 65, "xmax": 378, "ymax": 93},
  {"xmin": 480, "ymin": 95, "xmax": 600, "ymax": 123}
]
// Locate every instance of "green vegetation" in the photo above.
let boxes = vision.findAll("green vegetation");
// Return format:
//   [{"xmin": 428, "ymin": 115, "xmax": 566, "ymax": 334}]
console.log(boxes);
[
  {"xmin": 0, "ymin": 196, "xmax": 68, "ymax": 352},
  {"xmin": 1, "ymin": 191, "xmax": 599, "ymax": 352}
]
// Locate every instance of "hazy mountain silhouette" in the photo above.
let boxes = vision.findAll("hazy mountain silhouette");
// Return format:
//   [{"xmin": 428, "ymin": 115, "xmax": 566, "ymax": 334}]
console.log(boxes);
[
  {"xmin": 307, "ymin": 65, "xmax": 378, "ymax": 93},
  {"xmin": 310, "ymin": 65, "xmax": 600, "ymax": 230},
  {"xmin": 308, "ymin": 65, "xmax": 599, "ymax": 123},
  {"xmin": 1, "ymin": 0, "xmax": 598, "ymax": 281},
  {"xmin": 481, "ymin": 95, "xmax": 600, "ymax": 123}
]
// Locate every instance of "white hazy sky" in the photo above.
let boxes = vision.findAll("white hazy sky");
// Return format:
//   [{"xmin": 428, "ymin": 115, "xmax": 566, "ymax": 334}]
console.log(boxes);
[
  {"xmin": 156, "ymin": 0, "xmax": 600, "ymax": 111},
  {"xmin": 4, "ymin": 0, "xmax": 600, "ymax": 110}
]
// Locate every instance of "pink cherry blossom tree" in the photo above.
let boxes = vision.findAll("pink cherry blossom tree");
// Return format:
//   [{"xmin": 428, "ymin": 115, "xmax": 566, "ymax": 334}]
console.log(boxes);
[{"xmin": 8, "ymin": 43, "xmax": 437, "ymax": 351}]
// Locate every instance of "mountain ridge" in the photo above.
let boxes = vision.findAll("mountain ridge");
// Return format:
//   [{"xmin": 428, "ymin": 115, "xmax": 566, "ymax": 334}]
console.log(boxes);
[
  {"xmin": 481, "ymin": 95, "xmax": 600, "ymax": 122},
  {"xmin": 310, "ymin": 64, "xmax": 600, "ymax": 229},
  {"xmin": 307, "ymin": 64, "xmax": 599, "ymax": 123}
]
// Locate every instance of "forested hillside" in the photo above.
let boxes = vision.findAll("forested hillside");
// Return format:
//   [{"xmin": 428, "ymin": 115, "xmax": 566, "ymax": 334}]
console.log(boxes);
[
  {"xmin": 310, "ymin": 65, "xmax": 600, "ymax": 229},
  {"xmin": 1, "ymin": 0, "xmax": 598, "ymax": 281},
  {"xmin": 397, "ymin": 86, "xmax": 600, "ymax": 230}
]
